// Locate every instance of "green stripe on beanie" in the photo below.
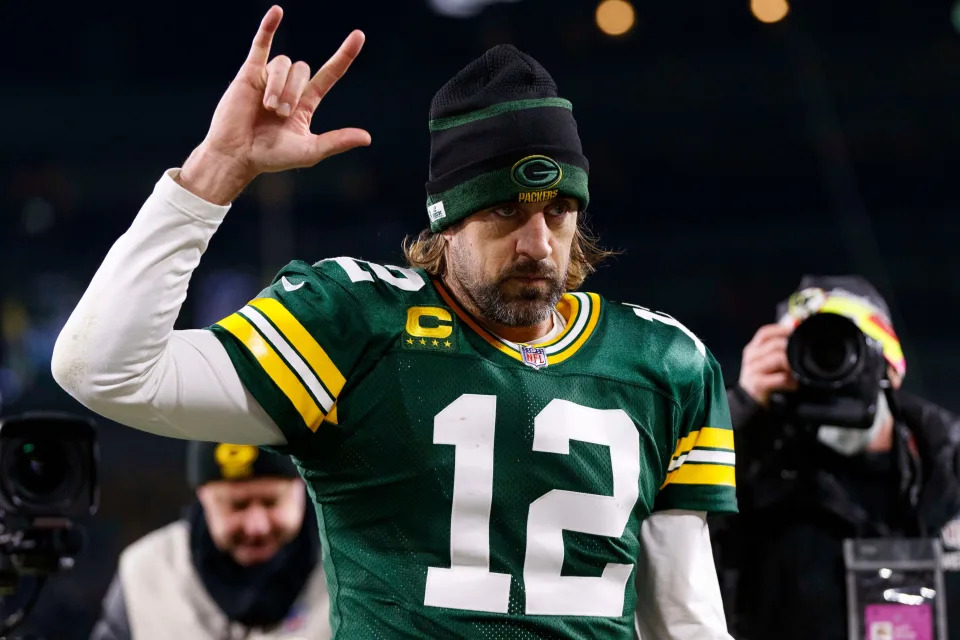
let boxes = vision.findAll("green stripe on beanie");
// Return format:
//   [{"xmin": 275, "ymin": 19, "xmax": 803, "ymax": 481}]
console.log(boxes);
[
  {"xmin": 426, "ymin": 161, "xmax": 589, "ymax": 232},
  {"xmin": 428, "ymin": 97, "xmax": 573, "ymax": 132}
]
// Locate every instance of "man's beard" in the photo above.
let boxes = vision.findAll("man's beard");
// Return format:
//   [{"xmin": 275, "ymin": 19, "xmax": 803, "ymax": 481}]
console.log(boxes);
[{"xmin": 451, "ymin": 245, "xmax": 566, "ymax": 328}]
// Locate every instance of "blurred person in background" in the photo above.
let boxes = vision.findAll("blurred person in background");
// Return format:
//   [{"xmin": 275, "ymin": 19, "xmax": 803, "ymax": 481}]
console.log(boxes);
[
  {"xmin": 50, "ymin": 5, "xmax": 738, "ymax": 639},
  {"xmin": 90, "ymin": 442, "xmax": 330, "ymax": 640},
  {"xmin": 714, "ymin": 275, "xmax": 960, "ymax": 640}
]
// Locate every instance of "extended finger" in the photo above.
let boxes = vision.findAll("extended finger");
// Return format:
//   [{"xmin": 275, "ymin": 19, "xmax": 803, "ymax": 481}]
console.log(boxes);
[
  {"xmin": 245, "ymin": 6, "xmax": 284, "ymax": 68},
  {"xmin": 299, "ymin": 127, "xmax": 372, "ymax": 167},
  {"xmin": 263, "ymin": 55, "xmax": 292, "ymax": 111},
  {"xmin": 277, "ymin": 61, "xmax": 311, "ymax": 117},
  {"xmin": 299, "ymin": 30, "xmax": 365, "ymax": 115}
]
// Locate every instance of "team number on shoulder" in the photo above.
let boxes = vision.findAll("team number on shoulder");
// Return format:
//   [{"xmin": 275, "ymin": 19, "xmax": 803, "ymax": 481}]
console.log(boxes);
[
  {"xmin": 324, "ymin": 257, "xmax": 425, "ymax": 291},
  {"xmin": 624, "ymin": 303, "xmax": 705, "ymax": 357}
]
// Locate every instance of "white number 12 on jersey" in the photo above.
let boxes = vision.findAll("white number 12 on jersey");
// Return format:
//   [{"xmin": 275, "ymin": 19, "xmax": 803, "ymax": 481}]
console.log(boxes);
[{"xmin": 424, "ymin": 394, "xmax": 640, "ymax": 617}]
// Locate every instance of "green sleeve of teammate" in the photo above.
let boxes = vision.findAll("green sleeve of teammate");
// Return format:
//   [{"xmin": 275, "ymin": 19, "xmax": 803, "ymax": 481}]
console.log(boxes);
[{"xmin": 654, "ymin": 349, "xmax": 739, "ymax": 514}]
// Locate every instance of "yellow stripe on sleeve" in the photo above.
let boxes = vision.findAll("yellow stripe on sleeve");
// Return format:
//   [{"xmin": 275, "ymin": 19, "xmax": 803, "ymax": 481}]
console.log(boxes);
[
  {"xmin": 670, "ymin": 430, "xmax": 700, "ymax": 461},
  {"xmin": 662, "ymin": 463, "xmax": 736, "ymax": 488},
  {"xmin": 217, "ymin": 313, "xmax": 325, "ymax": 432},
  {"xmin": 325, "ymin": 403, "xmax": 339, "ymax": 425},
  {"xmin": 249, "ymin": 298, "xmax": 347, "ymax": 398},
  {"xmin": 695, "ymin": 427, "xmax": 735, "ymax": 451}
]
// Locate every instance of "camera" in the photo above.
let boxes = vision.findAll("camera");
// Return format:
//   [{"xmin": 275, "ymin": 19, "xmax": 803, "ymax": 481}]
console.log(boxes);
[
  {"xmin": 773, "ymin": 312, "xmax": 888, "ymax": 429},
  {"xmin": 0, "ymin": 412, "xmax": 99, "ymax": 600}
]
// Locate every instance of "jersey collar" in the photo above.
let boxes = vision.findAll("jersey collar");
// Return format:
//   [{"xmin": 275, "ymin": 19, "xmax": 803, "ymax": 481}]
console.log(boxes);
[{"xmin": 432, "ymin": 278, "xmax": 601, "ymax": 367}]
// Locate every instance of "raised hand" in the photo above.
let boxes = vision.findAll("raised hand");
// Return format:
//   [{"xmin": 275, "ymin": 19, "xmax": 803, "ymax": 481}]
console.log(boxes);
[
  {"xmin": 179, "ymin": 6, "xmax": 371, "ymax": 204},
  {"xmin": 738, "ymin": 323, "xmax": 799, "ymax": 407}
]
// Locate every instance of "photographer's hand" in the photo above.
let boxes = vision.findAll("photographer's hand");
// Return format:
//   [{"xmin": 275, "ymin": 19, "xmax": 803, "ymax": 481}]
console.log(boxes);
[
  {"xmin": 178, "ymin": 5, "xmax": 371, "ymax": 205},
  {"xmin": 739, "ymin": 323, "xmax": 798, "ymax": 407}
]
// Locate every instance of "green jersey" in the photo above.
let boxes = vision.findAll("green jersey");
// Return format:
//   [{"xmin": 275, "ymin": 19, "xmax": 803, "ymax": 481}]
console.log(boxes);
[{"xmin": 209, "ymin": 256, "xmax": 737, "ymax": 639}]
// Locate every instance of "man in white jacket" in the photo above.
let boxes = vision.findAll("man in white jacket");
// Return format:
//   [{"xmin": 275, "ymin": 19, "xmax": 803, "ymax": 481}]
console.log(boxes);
[
  {"xmin": 52, "ymin": 6, "xmax": 736, "ymax": 638},
  {"xmin": 89, "ymin": 442, "xmax": 330, "ymax": 640}
]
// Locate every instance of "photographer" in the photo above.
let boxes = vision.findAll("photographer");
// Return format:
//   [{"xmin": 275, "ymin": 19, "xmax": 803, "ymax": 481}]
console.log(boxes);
[
  {"xmin": 719, "ymin": 275, "xmax": 960, "ymax": 640},
  {"xmin": 89, "ymin": 442, "xmax": 330, "ymax": 640}
]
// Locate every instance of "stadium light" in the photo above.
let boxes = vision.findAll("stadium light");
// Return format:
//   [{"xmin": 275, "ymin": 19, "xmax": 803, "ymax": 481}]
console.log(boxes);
[
  {"xmin": 751, "ymin": 0, "xmax": 789, "ymax": 24},
  {"xmin": 595, "ymin": 0, "xmax": 636, "ymax": 37}
]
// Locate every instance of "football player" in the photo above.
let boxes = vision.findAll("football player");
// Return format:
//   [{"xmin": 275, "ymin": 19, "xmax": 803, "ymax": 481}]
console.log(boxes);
[{"xmin": 53, "ymin": 6, "xmax": 737, "ymax": 638}]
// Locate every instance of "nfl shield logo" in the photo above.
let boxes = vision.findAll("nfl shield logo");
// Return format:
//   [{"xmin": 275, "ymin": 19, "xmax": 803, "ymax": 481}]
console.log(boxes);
[{"xmin": 520, "ymin": 345, "xmax": 548, "ymax": 370}]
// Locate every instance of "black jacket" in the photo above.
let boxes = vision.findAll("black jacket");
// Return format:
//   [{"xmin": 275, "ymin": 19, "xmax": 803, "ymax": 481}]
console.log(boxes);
[{"xmin": 714, "ymin": 386, "xmax": 960, "ymax": 640}]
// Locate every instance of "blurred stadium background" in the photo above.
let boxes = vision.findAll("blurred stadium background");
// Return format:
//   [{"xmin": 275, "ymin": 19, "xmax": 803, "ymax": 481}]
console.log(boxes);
[{"xmin": 1, "ymin": 0, "xmax": 959, "ymax": 636}]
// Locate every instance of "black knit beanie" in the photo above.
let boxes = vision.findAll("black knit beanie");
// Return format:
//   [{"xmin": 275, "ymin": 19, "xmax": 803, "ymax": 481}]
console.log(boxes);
[
  {"xmin": 186, "ymin": 441, "xmax": 299, "ymax": 489},
  {"xmin": 424, "ymin": 44, "xmax": 590, "ymax": 232}
]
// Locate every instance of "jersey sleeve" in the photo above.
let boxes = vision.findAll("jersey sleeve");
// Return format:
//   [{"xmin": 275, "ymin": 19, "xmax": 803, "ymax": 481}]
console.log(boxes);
[
  {"xmin": 206, "ymin": 259, "xmax": 370, "ymax": 451},
  {"xmin": 654, "ymin": 348, "xmax": 738, "ymax": 514}
]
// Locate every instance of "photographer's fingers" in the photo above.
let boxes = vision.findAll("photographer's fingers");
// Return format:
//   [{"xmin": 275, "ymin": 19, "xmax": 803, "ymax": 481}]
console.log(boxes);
[
  {"xmin": 755, "ymin": 371, "xmax": 798, "ymax": 394},
  {"xmin": 750, "ymin": 336, "xmax": 789, "ymax": 363},
  {"xmin": 748, "ymin": 323, "xmax": 794, "ymax": 349},
  {"xmin": 740, "ymin": 369, "xmax": 797, "ymax": 407},
  {"xmin": 263, "ymin": 55, "xmax": 293, "ymax": 111},
  {"xmin": 750, "ymin": 348, "xmax": 791, "ymax": 377}
]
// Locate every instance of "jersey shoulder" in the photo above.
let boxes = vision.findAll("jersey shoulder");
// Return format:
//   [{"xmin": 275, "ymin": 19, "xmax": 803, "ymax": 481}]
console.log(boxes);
[
  {"xmin": 268, "ymin": 256, "xmax": 442, "ymax": 331},
  {"xmin": 207, "ymin": 257, "xmax": 442, "ymax": 445},
  {"xmin": 595, "ymin": 294, "xmax": 712, "ymax": 400}
]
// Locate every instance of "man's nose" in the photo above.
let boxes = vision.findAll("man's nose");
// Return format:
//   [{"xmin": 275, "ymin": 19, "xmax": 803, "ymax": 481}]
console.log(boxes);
[
  {"xmin": 242, "ymin": 505, "xmax": 271, "ymax": 536},
  {"xmin": 515, "ymin": 212, "xmax": 552, "ymax": 262}
]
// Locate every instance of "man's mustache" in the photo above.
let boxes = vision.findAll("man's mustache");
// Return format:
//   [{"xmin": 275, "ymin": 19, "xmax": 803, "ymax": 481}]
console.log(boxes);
[{"xmin": 500, "ymin": 260, "xmax": 559, "ymax": 281}]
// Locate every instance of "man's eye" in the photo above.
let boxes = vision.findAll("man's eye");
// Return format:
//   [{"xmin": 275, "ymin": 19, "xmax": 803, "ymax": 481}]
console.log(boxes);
[
  {"xmin": 546, "ymin": 202, "xmax": 571, "ymax": 216},
  {"xmin": 492, "ymin": 206, "xmax": 518, "ymax": 217}
]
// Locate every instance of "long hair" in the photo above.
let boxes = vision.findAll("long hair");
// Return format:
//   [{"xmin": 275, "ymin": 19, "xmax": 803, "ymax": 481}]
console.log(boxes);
[{"xmin": 402, "ymin": 220, "xmax": 618, "ymax": 291}]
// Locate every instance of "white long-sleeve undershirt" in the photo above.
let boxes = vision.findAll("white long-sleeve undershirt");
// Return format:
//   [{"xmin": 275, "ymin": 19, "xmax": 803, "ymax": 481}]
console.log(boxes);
[{"xmin": 51, "ymin": 168, "xmax": 284, "ymax": 445}]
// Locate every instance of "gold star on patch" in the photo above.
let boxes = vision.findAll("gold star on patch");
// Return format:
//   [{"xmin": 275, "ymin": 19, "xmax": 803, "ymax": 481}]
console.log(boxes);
[
  {"xmin": 419, "ymin": 338, "xmax": 426, "ymax": 345},
  {"xmin": 432, "ymin": 339, "xmax": 439, "ymax": 346},
  {"xmin": 444, "ymin": 340, "xmax": 451, "ymax": 348},
  {"xmin": 406, "ymin": 338, "xmax": 413, "ymax": 345}
]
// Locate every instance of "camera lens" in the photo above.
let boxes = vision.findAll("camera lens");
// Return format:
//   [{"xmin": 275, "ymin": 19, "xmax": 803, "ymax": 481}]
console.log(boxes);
[
  {"xmin": 802, "ymin": 334, "xmax": 856, "ymax": 379},
  {"xmin": 0, "ymin": 414, "xmax": 98, "ymax": 518},
  {"xmin": 788, "ymin": 313, "xmax": 865, "ymax": 386},
  {"xmin": 14, "ymin": 441, "xmax": 69, "ymax": 498},
  {"xmin": 0, "ymin": 437, "xmax": 81, "ymax": 513}
]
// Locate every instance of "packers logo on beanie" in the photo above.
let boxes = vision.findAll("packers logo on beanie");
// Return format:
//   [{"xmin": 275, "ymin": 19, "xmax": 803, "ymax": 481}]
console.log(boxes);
[
  {"xmin": 424, "ymin": 44, "xmax": 590, "ymax": 232},
  {"xmin": 186, "ymin": 441, "xmax": 299, "ymax": 488}
]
